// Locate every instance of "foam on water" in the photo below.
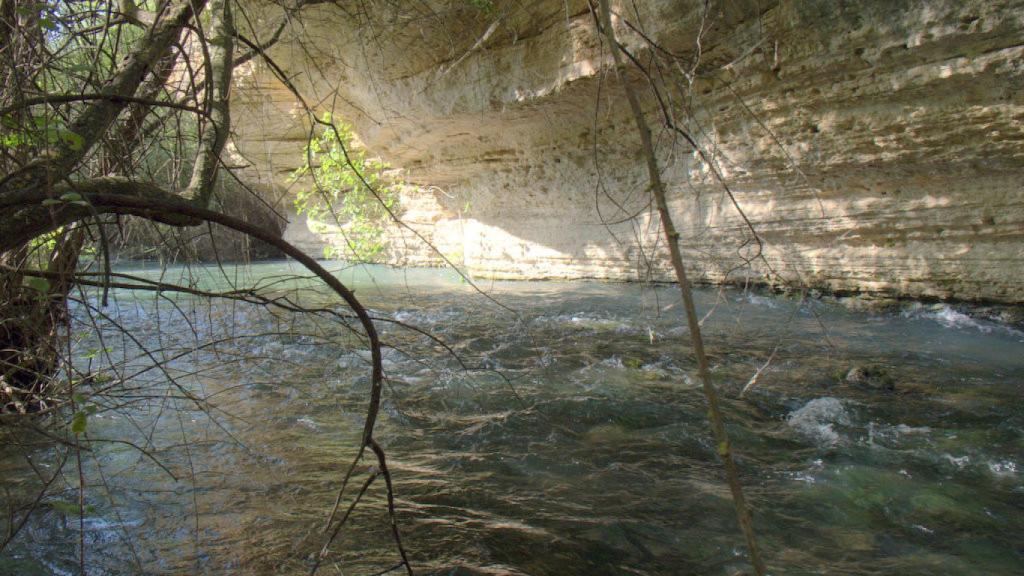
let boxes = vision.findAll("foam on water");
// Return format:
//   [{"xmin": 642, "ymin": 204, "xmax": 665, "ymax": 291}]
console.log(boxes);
[
  {"xmin": 988, "ymin": 460, "xmax": 1018, "ymax": 476},
  {"xmin": 787, "ymin": 397, "xmax": 851, "ymax": 446},
  {"xmin": 741, "ymin": 292, "xmax": 779, "ymax": 308},
  {"xmin": 902, "ymin": 303, "xmax": 1024, "ymax": 338},
  {"xmin": 945, "ymin": 454, "xmax": 971, "ymax": 469}
]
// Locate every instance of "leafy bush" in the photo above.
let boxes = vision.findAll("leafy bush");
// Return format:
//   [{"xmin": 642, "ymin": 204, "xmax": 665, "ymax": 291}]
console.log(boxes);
[{"xmin": 292, "ymin": 114, "xmax": 399, "ymax": 261}]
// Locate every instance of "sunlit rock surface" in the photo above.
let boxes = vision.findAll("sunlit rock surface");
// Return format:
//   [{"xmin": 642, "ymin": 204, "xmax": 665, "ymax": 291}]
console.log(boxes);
[{"xmin": 230, "ymin": 0, "xmax": 1024, "ymax": 302}]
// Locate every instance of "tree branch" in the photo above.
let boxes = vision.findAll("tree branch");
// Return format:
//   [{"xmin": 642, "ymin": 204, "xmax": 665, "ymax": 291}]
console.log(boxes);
[
  {"xmin": 0, "ymin": 0, "xmax": 205, "ymax": 202},
  {"xmin": 187, "ymin": 0, "xmax": 234, "ymax": 206},
  {"xmin": 0, "ymin": 177, "xmax": 200, "ymax": 252},
  {"xmin": 595, "ymin": 2, "xmax": 767, "ymax": 573}
]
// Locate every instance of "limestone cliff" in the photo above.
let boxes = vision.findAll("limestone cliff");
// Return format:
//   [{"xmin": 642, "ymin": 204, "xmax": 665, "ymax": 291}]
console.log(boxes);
[{"xmin": 230, "ymin": 0, "xmax": 1024, "ymax": 302}]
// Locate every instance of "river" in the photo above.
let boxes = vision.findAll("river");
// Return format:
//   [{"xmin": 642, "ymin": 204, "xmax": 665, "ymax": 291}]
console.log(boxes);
[{"xmin": 1, "ymin": 261, "xmax": 1021, "ymax": 575}]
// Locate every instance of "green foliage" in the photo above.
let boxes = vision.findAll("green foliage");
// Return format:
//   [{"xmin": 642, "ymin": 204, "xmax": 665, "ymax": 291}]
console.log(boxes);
[
  {"xmin": 70, "ymin": 410, "xmax": 88, "ymax": 435},
  {"xmin": 82, "ymin": 347, "xmax": 113, "ymax": 360},
  {"xmin": 467, "ymin": 0, "xmax": 495, "ymax": 12},
  {"xmin": 1, "ymin": 113, "xmax": 84, "ymax": 153},
  {"xmin": 1, "ymin": 1, "xmax": 149, "ymax": 164},
  {"xmin": 24, "ymin": 227, "xmax": 66, "ymax": 278},
  {"xmin": 22, "ymin": 276, "xmax": 50, "ymax": 294},
  {"xmin": 292, "ymin": 114, "xmax": 399, "ymax": 262}
]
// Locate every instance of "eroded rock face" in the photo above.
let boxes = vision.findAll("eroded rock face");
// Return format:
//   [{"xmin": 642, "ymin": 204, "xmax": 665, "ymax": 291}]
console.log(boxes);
[{"xmin": 231, "ymin": 0, "xmax": 1024, "ymax": 302}]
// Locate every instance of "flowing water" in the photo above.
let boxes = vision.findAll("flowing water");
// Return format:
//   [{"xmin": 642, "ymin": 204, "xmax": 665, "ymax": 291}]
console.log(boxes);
[{"xmin": 1, "ymin": 261, "xmax": 1022, "ymax": 575}]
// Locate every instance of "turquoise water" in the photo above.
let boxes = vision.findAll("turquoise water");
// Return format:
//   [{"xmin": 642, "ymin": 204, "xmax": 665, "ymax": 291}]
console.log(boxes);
[{"xmin": 1, "ymin": 261, "xmax": 1021, "ymax": 575}]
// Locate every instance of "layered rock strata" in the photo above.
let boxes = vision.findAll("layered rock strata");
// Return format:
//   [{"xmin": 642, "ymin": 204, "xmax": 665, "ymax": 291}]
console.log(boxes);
[{"xmin": 230, "ymin": 0, "xmax": 1024, "ymax": 302}]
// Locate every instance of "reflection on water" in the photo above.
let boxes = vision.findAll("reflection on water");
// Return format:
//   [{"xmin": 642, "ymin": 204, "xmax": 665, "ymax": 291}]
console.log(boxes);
[{"xmin": 1, "ymin": 261, "xmax": 1022, "ymax": 575}]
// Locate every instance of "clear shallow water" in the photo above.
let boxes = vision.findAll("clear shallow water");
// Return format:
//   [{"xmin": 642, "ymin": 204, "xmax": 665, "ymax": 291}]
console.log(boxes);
[{"xmin": 1, "ymin": 261, "xmax": 1022, "ymax": 575}]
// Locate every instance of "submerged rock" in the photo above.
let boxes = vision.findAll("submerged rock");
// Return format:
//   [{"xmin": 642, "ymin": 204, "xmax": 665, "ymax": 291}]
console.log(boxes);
[
  {"xmin": 845, "ymin": 365, "xmax": 896, "ymax": 391},
  {"xmin": 583, "ymin": 423, "xmax": 633, "ymax": 446}
]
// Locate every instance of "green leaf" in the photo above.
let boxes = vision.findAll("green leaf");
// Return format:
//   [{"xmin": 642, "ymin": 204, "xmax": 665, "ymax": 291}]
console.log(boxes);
[
  {"xmin": 2, "ymin": 133, "xmax": 24, "ymax": 149},
  {"xmin": 59, "ymin": 192, "xmax": 82, "ymax": 202},
  {"xmin": 71, "ymin": 411, "xmax": 87, "ymax": 435},
  {"xmin": 49, "ymin": 500, "xmax": 79, "ymax": 515},
  {"xmin": 72, "ymin": 393, "xmax": 87, "ymax": 404},
  {"xmin": 468, "ymin": 0, "xmax": 494, "ymax": 12},
  {"xmin": 60, "ymin": 130, "xmax": 85, "ymax": 151},
  {"xmin": 50, "ymin": 501, "xmax": 96, "ymax": 515},
  {"xmin": 23, "ymin": 276, "xmax": 49, "ymax": 293},
  {"xmin": 717, "ymin": 441, "xmax": 730, "ymax": 456},
  {"xmin": 41, "ymin": 198, "xmax": 62, "ymax": 206}
]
